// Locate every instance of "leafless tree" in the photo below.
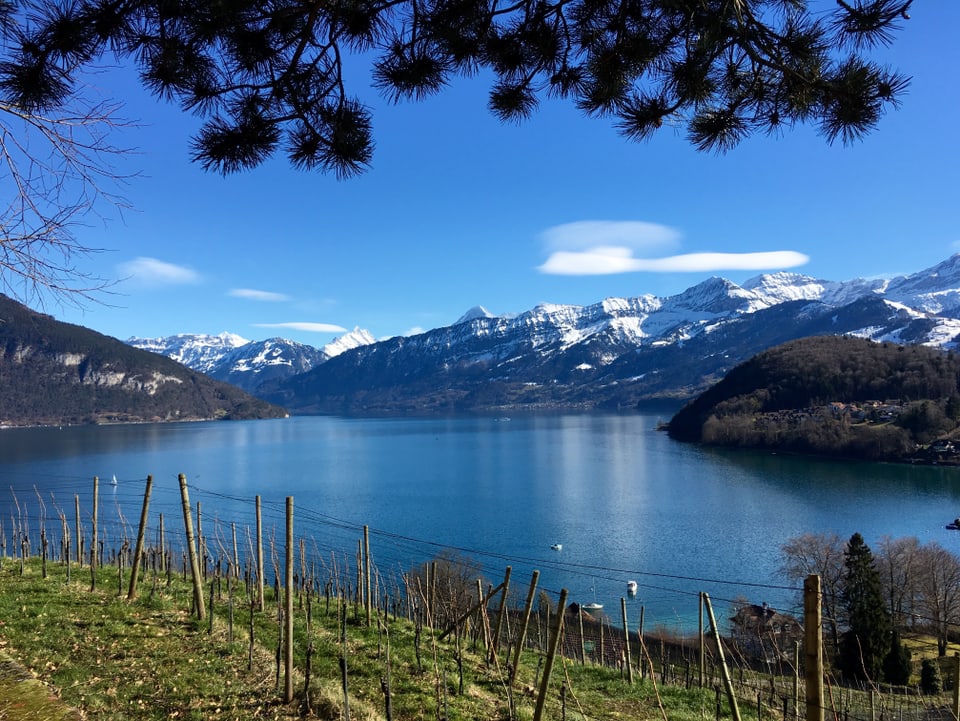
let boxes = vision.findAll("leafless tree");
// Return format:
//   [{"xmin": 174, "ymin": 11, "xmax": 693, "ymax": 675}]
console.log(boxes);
[
  {"xmin": 0, "ymin": 91, "xmax": 133, "ymax": 305},
  {"xmin": 779, "ymin": 531, "xmax": 845, "ymax": 651},
  {"xmin": 875, "ymin": 535, "xmax": 922, "ymax": 630},
  {"xmin": 914, "ymin": 541, "xmax": 960, "ymax": 656}
]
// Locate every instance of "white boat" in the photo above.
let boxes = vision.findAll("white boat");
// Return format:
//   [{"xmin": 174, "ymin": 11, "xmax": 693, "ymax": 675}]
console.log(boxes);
[
  {"xmin": 583, "ymin": 582, "xmax": 602, "ymax": 611},
  {"xmin": 551, "ymin": 543, "xmax": 562, "ymax": 551},
  {"xmin": 627, "ymin": 580, "xmax": 638, "ymax": 595},
  {"xmin": 111, "ymin": 474, "xmax": 118, "ymax": 486}
]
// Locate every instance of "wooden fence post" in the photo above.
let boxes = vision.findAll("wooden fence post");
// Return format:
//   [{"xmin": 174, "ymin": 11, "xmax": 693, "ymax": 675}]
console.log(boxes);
[
  {"xmin": 364, "ymin": 525, "xmax": 372, "ymax": 627},
  {"xmin": 804, "ymin": 575, "xmax": 824, "ymax": 721},
  {"xmin": 533, "ymin": 588, "xmax": 568, "ymax": 721},
  {"xmin": 490, "ymin": 565, "xmax": 511, "ymax": 664},
  {"xmin": 178, "ymin": 474, "xmax": 205, "ymax": 620},
  {"xmin": 158, "ymin": 513, "xmax": 165, "ymax": 573},
  {"xmin": 510, "ymin": 570, "xmax": 540, "ymax": 686},
  {"xmin": 127, "ymin": 475, "xmax": 153, "ymax": 600},
  {"xmin": 256, "ymin": 495, "xmax": 265, "ymax": 611},
  {"xmin": 699, "ymin": 591, "xmax": 706, "ymax": 687},
  {"xmin": 74, "ymin": 494, "xmax": 81, "ymax": 565},
  {"xmin": 621, "ymin": 597, "xmax": 634, "ymax": 684},
  {"xmin": 90, "ymin": 476, "xmax": 98, "ymax": 590},
  {"xmin": 284, "ymin": 496, "xmax": 294, "ymax": 704},
  {"xmin": 704, "ymin": 592, "xmax": 741, "ymax": 721}
]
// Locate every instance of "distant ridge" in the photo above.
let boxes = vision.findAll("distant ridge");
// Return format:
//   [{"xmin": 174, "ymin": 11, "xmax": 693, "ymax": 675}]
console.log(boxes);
[{"xmin": 0, "ymin": 295, "xmax": 287, "ymax": 426}]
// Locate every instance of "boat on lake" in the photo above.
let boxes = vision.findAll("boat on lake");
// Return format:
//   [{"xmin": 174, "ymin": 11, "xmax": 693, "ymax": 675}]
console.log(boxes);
[
  {"xmin": 947, "ymin": 518, "xmax": 960, "ymax": 530},
  {"xmin": 551, "ymin": 543, "xmax": 562, "ymax": 551},
  {"xmin": 627, "ymin": 580, "xmax": 637, "ymax": 595},
  {"xmin": 582, "ymin": 602, "xmax": 603, "ymax": 612}
]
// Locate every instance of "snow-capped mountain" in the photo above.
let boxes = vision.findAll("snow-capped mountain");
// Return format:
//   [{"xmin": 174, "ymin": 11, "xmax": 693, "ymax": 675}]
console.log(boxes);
[
  {"xmin": 261, "ymin": 255, "xmax": 960, "ymax": 414},
  {"xmin": 128, "ymin": 332, "xmax": 250, "ymax": 374},
  {"xmin": 127, "ymin": 327, "xmax": 376, "ymax": 394}
]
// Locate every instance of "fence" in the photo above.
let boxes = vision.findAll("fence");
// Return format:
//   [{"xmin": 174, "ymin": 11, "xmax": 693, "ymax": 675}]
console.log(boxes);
[{"xmin": 1, "ymin": 474, "xmax": 959, "ymax": 721}]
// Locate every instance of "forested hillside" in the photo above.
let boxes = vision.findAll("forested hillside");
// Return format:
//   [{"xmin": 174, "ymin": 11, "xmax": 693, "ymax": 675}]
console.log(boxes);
[
  {"xmin": 667, "ymin": 337, "xmax": 960, "ymax": 461},
  {"xmin": 0, "ymin": 295, "xmax": 287, "ymax": 426}
]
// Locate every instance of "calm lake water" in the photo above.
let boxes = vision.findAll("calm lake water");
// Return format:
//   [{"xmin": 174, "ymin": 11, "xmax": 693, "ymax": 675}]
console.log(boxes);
[{"xmin": 1, "ymin": 413, "xmax": 958, "ymax": 632}]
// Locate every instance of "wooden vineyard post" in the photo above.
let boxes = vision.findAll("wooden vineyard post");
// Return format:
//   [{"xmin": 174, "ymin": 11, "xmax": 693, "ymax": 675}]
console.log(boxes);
[
  {"xmin": 794, "ymin": 641, "xmax": 800, "ymax": 721},
  {"xmin": 804, "ymin": 575, "xmax": 824, "ymax": 721},
  {"xmin": 284, "ymin": 496, "xmax": 294, "ymax": 704},
  {"xmin": 231, "ymin": 522, "xmax": 239, "ymax": 578},
  {"xmin": 158, "ymin": 513, "xmax": 165, "ymax": 573},
  {"xmin": 703, "ymin": 592, "xmax": 741, "ymax": 721},
  {"xmin": 621, "ymin": 597, "xmax": 634, "ymax": 684},
  {"xmin": 510, "ymin": 570, "xmax": 540, "ymax": 686},
  {"xmin": 490, "ymin": 566, "xmax": 511, "ymax": 664},
  {"xmin": 533, "ymin": 588, "xmax": 568, "ymax": 721},
  {"xmin": 256, "ymin": 495, "xmax": 265, "ymax": 611},
  {"xmin": 127, "ymin": 475, "xmax": 153, "ymax": 600},
  {"xmin": 638, "ymin": 605, "xmax": 645, "ymax": 677},
  {"xmin": 178, "ymin": 474, "xmax": 205, "ymax": 620},
  {"xmin": 90, "ymin": 476, "xmax": 99, "ymax": 590},
  {"xmin": 364, "ymin": 525, "xmax": 372, "ymax": 627},
  {"xmin": 699, "ymin": 591, "xmax": 705, "ymax": 687},
  {"xmin": 74, "ymin": 494, "xmax": 81, "ymax": 565}
]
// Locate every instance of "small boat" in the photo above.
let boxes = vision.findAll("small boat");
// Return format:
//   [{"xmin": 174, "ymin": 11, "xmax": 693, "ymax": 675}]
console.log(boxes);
[
  {"xmin": 627, "ymin": 580, "xmax": 638, "ymax": 595},
  {"xmin": 111, "ymin": 474, "xmax": 118, "ymax": 486},
  {"xmin": 583, "ymin": 582, "xmax": 602, "ymax": 612},
  {"xmin": 947, "ymin": 518, "xmax": 960, "ymax": 530},
  {"xmin": 551, "ymin": 543, "xmax": 562, "ymax": 551}
]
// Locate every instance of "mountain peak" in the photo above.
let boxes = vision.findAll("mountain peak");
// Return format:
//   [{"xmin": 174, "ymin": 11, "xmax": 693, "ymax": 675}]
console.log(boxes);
[
  {"xmin": 456, "ymin": 306, "xmax": 495, "ymax": 324},
  {"xmin": 321, "ymin": 327, "xmax": 376, "ymax": 358},
  {"xmin": 662, "ymin": 276, "xmax": 755, "ymax": 314}
]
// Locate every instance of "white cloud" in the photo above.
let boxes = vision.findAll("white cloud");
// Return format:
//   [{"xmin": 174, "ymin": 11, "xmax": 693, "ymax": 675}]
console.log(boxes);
[
  {"xmin": 539, "ymin": 249, "xmax": 810, "ymax": 275},
  {"xmin": 254, "ymin": 322, "xmax": 348, "ymax": 333},
  {"xmin": 540, "ymin": 221, "xmax": 680, "ymax": 253},
  {"xmin": 403, "ymin": 326, "xmax": 427, "ymax": 337},
  {"xmin": 118, "ymin": 257, "xmax": 201, "ymax": 286},
  {"xmin": 229, "ymin": 288, "xmax": 291, "ymax": 302},
  {"xmin": 536, "ymin": 220, "xmax": 809, "ymax": 276}
]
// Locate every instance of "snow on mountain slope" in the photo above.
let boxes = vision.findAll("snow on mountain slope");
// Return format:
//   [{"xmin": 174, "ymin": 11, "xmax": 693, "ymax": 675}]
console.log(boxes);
[
  {"xmin": 320, "ymin": 327, "xmax": 376, "ymax": 357},
  {"xmin": 127, "ymin": 327, "xmax": 377, "ymax": 394},
  {"xmin": 132, "ymin": 254, "xmax": 960, "ymax": 413},
  {"xmin": 127, "ymin": 332, "xmax": 249, "ymax": 373}
]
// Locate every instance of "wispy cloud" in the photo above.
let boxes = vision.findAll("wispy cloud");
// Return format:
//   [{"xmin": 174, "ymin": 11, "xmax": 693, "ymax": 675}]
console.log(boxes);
[
  {"xmin": 537, "ymin": 220, "xmax": 809, "ymax": 276},
  {"xmin": 253, "ymin": 322, "xmax": 347, "ymax": 333},
  {"xmin": 541, "ymin": 221, "xmax": 680, "ymax": 253},
  {"xmin": 229, "ymin": 288, "xmax": 291, "ymax": 302},
  {"xmin": 118, "ymin": 257, "xmax": 201, "ymax": 286}
]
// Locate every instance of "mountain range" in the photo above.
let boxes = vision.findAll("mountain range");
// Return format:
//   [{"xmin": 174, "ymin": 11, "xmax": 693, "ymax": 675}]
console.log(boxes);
[
  {"xmin": 128, "ymin": 255, "xmax": 960, "ymax": 415},
  {"xmin": 127, "ymin": 328, "xmax": 375, "ymax": 395}
]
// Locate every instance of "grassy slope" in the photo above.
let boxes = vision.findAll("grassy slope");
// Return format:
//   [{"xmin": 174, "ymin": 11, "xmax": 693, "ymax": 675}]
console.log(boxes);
[
  {"xmin": 1, "ymin": 558, "xmax": 954, "ymax": 721},
  {"xmin": 0, "ymin": 558, "xmax": 723, "ymax": 721}
]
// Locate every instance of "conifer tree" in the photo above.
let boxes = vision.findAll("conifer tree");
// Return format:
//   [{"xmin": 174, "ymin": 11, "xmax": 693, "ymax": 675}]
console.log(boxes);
[
  {"xmin": 882, "ymin": 630, "xmax": 912, "ymax": 685},
  {"xmin": 839, "ymin": 532, "xmax": 891, "ymax": 682},
  {"xmin": 0, "ymin": 0, "xmax": 914, "ymax": 177}
]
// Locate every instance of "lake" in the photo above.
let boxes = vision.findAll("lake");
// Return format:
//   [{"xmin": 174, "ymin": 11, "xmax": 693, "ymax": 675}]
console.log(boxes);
[{"xmin": 1, "ymin": 413, "xmax": 958, "ymax": 633}]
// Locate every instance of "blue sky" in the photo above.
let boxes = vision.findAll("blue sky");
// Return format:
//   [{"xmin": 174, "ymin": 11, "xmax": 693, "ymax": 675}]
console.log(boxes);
[{"xmin": 48, "ymin": 3, "xmax": 960, "ymax": 347}]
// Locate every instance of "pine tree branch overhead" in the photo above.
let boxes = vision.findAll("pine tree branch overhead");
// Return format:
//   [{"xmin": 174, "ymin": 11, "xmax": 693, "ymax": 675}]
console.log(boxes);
[{"xmin": 0, "ymin": 0, "xmax": 913, "ymax": 176}]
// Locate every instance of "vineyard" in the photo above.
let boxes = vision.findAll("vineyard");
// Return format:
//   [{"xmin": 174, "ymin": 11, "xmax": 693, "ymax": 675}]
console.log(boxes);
[{"xmin": 0, "ymin": 474, "xmax": 957, "ymax": 720}]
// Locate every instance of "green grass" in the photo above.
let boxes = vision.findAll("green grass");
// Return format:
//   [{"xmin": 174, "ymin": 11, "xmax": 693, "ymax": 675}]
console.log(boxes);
[
  {"xmin": 0, "ymin": 557, "xmax": 950, "ymax": 721},
  {"xmin": 0, "ymin": 557, "xmax": 739, "ymax": 720}
]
